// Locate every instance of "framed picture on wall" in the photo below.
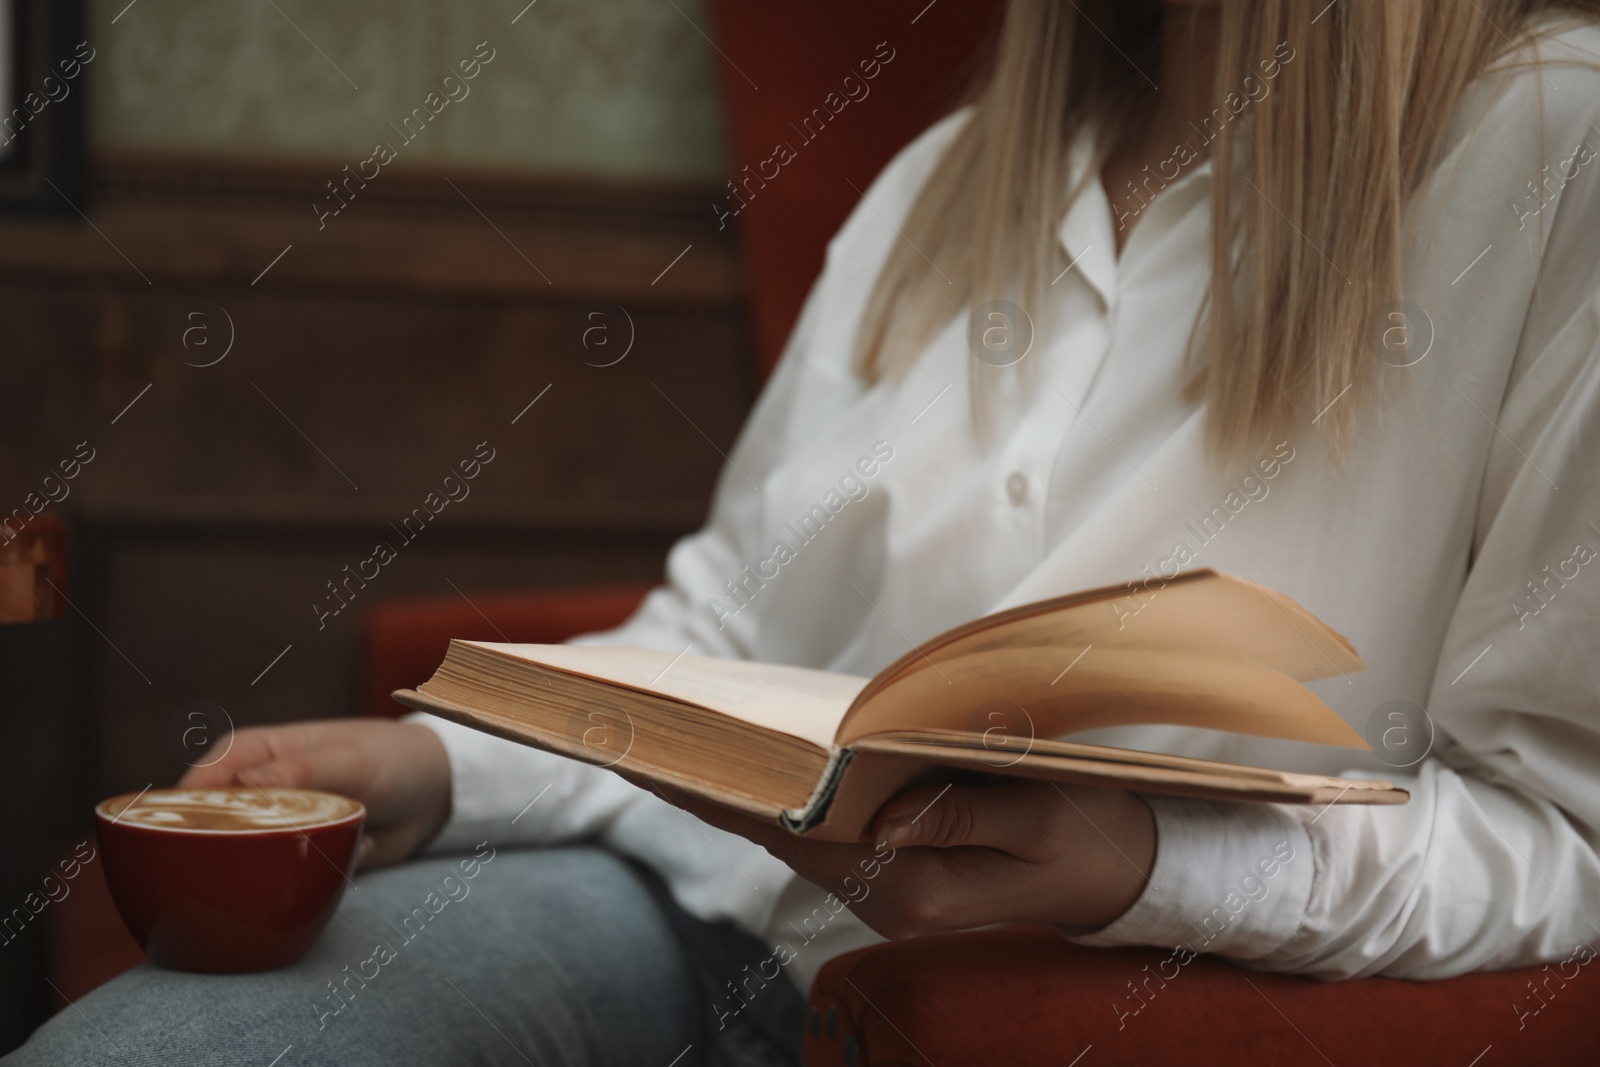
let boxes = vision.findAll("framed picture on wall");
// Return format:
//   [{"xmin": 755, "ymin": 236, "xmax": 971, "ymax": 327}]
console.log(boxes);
[{"xmin": 0, "ymin": 0, "xmax": 86, "ymax": 215}]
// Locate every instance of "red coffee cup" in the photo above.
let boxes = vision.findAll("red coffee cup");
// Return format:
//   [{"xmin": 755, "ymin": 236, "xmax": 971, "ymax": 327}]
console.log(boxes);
[{"xmin": 95, "ymin": 787, "xmax": 365, "ymax": 973}]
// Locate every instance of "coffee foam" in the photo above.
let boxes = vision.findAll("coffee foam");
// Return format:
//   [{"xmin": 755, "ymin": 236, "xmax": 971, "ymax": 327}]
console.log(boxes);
[{"xmin": 99, "ymin": 788, "xmax": 363, "ymax": 832}]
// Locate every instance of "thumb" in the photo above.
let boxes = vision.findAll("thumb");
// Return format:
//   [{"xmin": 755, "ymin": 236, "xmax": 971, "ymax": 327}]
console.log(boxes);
[
  {"xmin": 354, "ymin": 833, "xmax": 381, "ymax": 871},
  {"xmin": 871, "ymin": 783, "xmax": 1045, "ymax": 853}
]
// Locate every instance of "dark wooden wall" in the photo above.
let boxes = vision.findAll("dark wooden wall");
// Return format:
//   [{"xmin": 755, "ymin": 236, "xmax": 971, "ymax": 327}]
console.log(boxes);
[{"xmin": 0, "ymin": 151, "xmax": 752, "ymax": 1044}]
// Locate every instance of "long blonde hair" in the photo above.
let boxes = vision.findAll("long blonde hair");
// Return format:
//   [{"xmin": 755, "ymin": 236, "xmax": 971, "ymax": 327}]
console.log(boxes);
[{"xmin": 853, "ymin": 0, "xmax": 1600, "ymax": 457}]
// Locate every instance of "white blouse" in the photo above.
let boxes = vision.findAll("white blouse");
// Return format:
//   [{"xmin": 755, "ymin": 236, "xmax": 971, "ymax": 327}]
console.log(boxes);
[{"xmin": 414, "ymin": 22, "xmax": 1600, "ymax": 990}]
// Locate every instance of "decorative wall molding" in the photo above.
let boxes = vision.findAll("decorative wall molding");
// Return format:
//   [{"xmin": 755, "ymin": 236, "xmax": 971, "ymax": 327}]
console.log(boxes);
[{"xmin": 0, "ymin": 151, "xmax": 741, "ymax": 304}]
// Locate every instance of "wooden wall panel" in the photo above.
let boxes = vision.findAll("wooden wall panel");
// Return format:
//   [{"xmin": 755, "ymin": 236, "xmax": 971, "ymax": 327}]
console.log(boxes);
[{"xmin": 0, "ymin": 151, "xmax": 752, "ymax": 819}]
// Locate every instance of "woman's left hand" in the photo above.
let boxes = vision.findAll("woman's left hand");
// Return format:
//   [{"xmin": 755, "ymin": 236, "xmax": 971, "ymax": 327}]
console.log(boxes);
[{"xmin": 659, "ymin": 780, "xmax": 1156, "ymax": 939}]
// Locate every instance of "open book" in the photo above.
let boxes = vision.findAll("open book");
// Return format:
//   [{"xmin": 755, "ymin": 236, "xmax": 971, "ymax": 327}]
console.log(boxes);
[{"xmin": 395, "ymin": 569, "xmax": 1407, "ymax": 843}]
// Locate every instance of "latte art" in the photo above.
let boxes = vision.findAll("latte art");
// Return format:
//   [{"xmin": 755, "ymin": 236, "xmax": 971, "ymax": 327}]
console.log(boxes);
[{"xmin": 99, "ymin": 788, "xmax": 363, "ymax": 832}]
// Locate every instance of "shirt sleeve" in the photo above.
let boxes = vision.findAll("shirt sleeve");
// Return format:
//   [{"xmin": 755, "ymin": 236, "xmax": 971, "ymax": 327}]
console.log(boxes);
[
  {"xmin": 1075, "ymin": 345, "xmax": 1600, "ymax": 977},
  {"xmin": 1073, "ymin": 74, "xmax": 1600, "ymax": 978}
]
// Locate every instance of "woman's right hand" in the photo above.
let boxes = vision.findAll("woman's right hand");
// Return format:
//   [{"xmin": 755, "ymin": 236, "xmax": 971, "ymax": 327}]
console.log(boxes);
[{"xmin": 177, "ymin": 718, "xmax": 452, "ymax": 871}]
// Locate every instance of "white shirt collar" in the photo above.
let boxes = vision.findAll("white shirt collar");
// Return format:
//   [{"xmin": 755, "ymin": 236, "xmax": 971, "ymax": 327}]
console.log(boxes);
[{"xmin": 1056, "ymin": 117, "xmax": 1216, "ymax": 309}]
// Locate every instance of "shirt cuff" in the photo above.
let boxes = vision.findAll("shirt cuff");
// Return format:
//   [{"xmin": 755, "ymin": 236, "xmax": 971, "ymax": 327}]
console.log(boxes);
[
  {"xmin": 405, "ymin": 710, "xmax": 646, "ymax": 855},
  {"xmin": 1066, "ymin": 794, "xmax": 1314, "ymax": 962}
]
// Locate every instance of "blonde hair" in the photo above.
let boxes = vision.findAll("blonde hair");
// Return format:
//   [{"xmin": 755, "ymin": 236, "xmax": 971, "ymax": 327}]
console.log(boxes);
[{"xmin": 853, "ymin": 0, "xmax": 1600, "ymax": 457}]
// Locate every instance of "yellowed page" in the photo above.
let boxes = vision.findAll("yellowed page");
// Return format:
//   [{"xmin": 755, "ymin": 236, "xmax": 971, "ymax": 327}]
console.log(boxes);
[
  {"xmin": 854, "ymin": 570, "xmax": 1362, "ymax": 718},
  {"xmin": 466, "ymin": 642, "xmax": 865, "ymax": 750},
  {"xmin": 839, "ymin": 645, "xmax": 1367, "ymax": 748}
]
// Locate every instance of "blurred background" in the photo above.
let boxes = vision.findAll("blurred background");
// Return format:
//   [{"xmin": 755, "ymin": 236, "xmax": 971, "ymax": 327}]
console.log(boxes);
[{"xmin": 0, "ymin": 0, "xmax": 997, "ymax": 1051}]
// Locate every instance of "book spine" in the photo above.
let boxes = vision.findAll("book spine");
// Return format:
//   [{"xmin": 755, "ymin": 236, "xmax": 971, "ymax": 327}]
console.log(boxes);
[{"xmin": 780, "ymin": 746, "xmax": 854, "ymax": 835}]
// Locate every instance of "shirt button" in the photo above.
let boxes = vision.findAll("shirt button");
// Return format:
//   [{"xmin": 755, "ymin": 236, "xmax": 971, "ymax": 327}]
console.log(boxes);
[{"xmin": 1006, "ymin": 471, "xmax": 1028, "ymax": 505}]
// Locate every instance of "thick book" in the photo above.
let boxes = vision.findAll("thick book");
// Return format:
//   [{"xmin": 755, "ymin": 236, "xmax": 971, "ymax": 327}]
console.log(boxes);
[{"xmin": 394, "ymin": 569, "xmax": 1408, "ymax": 843}]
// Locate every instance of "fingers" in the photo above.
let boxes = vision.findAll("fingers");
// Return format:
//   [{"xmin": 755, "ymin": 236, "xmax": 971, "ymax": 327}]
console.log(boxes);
[
  {"xmin": 175, "ymin": 727, "xmax": 289, "ymax": 788},
  {"xmin": 646, "ymin": 776, "xmax": 1028, "ymax": 938},
  {"xmin": 174, "ymin": 719, "xmax": 370, "ymax": 789},
  {"xmin": 234, "ymin": 743, "xmax": 378, "ymax": 809},
  {"xmin": 359, "ymin": 826, "xmax": 422, "ymax": 871},
  {"xmin": 647, "ymin": 782, "xmax": 884, "ymax": 889},
  {"xmin": 178, "ymin": 724, "xmax": 379, "ymax": 818},
  {"xmin": 171, "ymin": 719, "xmax": 451, "ymax": 875},
  {"xmin": 871, "ymin": 781, "xmax": 1055, "ymax": 854},
  {"xmin": 204, "ymin": 736, "xmax": 399, "ymax": 873}
]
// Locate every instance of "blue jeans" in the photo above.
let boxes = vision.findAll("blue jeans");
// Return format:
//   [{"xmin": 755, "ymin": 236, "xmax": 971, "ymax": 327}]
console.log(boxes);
[{"xmin": 5, "ymin": 847, "xmax": 806, "ymax": 1066}]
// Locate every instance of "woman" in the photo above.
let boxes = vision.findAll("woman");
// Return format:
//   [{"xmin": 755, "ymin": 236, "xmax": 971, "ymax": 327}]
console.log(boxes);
[{"xmin": 14, "ymin": 0, "xmax": 1600, "ymax": 1063}]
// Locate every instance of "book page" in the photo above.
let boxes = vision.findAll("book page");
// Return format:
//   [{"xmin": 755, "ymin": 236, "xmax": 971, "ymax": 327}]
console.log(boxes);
[
  {"xmin": 839, "ymin": 645, "xmax": 1367, "ymax": 748},
  {"xmin": 854, "ymin": 570, "xmax": 1362, "ymax": 714},
  {"xmin": 467, "ymin": 643, "xmax": 866, "ymax": 751}
]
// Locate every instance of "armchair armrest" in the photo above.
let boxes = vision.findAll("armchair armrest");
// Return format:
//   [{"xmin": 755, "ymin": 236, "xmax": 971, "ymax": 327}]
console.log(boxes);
[
  {"xmin": 360, "ymin": 584, "xmax": 652, "ymax": 717},
  {"xmin": 804, "ymin": 927, "xmax": 1598, "ymax": 1065}
]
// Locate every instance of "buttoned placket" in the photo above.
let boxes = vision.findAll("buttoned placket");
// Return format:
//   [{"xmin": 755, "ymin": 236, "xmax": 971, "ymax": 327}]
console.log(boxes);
[
  {"xmin": 1015, "ymin": 123, "xmax": 1216, "ymax": 559},
  {"xmin": 989, "ymin": 126, "xmax": 1123, "ymax": 560}
]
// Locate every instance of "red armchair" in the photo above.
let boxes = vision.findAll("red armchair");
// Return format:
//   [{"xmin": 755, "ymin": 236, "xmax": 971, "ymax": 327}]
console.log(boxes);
[
  {"xmin": 361, "ymin": 584, "xmax": 653, "ymax": 717},
  {"xmin": 805, "ymin": 929, "xmax": 1600, "ymax": 1065}
]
